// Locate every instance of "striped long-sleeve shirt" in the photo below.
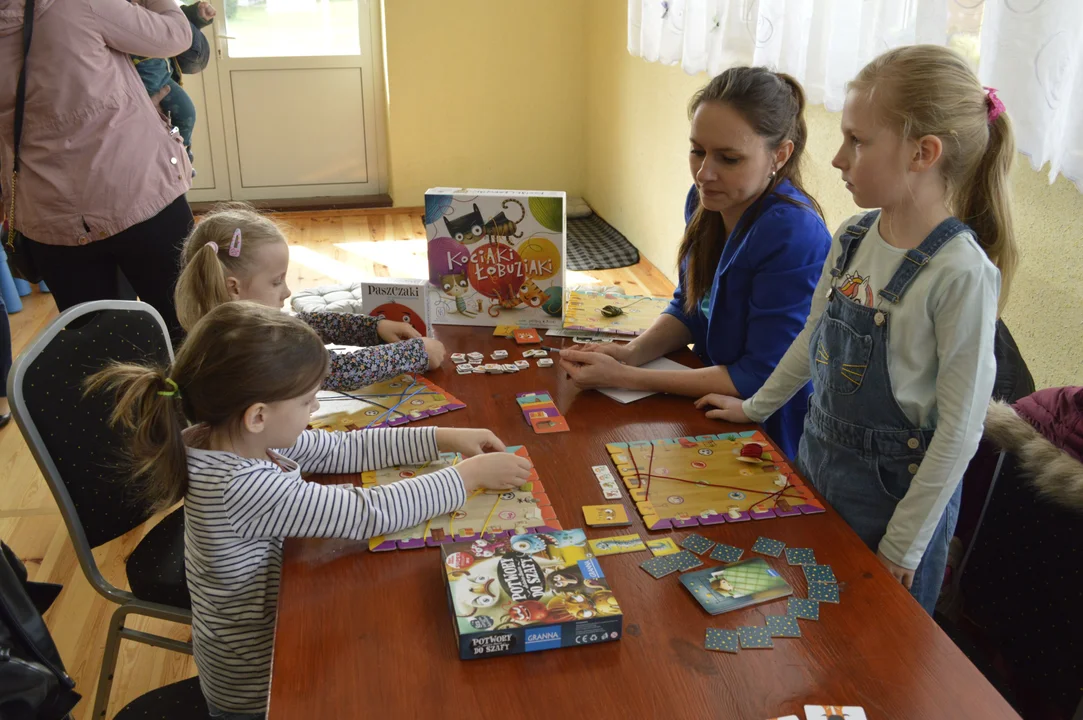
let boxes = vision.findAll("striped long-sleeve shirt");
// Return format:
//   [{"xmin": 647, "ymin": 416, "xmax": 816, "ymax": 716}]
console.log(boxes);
[{"xmin": 184, "ymin": 427, "xmax": 466, "ymax": 714}]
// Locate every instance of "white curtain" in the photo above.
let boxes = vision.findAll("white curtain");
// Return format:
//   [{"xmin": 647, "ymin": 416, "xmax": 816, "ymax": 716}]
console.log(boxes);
[{"xmin": 628, "ymin": 0, "xmax": 1083, "ymax": 190}]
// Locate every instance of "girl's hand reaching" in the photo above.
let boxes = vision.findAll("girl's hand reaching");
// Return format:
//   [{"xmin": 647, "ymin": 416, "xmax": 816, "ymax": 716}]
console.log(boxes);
[
  {"xmin": 693, "ymin": 393, "xmax": 750, "ymax": 422},
  {"xmin": 436, "ymin": 428, "xmax": 506, "ymax": 457},
  {"xmin": 455, "ymin": 453, "xmax": 533, "ymax": 492}
]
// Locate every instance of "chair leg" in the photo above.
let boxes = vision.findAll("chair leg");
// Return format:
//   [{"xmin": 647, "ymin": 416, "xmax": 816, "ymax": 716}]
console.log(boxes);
[{"xmin": 91, "ymin": 604, "xmax": 129, "ymax": 720}]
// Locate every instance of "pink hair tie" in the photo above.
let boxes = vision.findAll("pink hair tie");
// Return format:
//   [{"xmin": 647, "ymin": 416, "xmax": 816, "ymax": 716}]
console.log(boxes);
[
  {"xmin": 204, "ymin": 241, "xmax": 219, "ymax": 254},
  {"xmin": 228, "ymin": 228, "xmax": 242, "ymax": 258},
  {"xmin": 984, "ymin": 87, "xmax": 1005, "ymax": 124}
]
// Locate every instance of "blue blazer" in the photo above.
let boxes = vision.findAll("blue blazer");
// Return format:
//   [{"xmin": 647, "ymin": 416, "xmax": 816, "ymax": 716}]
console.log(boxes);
[{"xmin": 664, "ymin": 180, "xmax": 831, "ymax": 458}]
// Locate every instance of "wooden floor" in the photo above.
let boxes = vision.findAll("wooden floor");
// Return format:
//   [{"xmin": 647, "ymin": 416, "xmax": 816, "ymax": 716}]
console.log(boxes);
[{"xmin": 1, "ymin": 208, "xmax": 674, "ymax": 718}]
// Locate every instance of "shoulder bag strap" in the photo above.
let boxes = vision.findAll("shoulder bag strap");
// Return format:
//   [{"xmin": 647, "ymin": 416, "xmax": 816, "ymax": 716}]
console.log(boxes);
[{"xmin": 7, "ymin": 0, "xmax": 35, "ymax": 250}]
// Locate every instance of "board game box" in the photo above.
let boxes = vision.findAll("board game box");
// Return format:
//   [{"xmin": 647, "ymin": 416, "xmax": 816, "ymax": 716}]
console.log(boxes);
[
  {"xmin": 441, "ymin": 529, "xmax": 623, "ymax": 659},
  {"xmin": 425, "ymin": 188, "xmax": 565, "ymax": 329},
  {"xmin": 360, "ymin": 278, "xmax": 431, "ymax": 337},
  {"xmin": 679, "ymin": 558, "xmax": 793, "ymax": 615}
]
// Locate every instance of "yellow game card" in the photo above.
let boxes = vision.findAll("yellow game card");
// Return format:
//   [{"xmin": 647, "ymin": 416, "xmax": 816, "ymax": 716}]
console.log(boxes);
[
  {"xmin": 493, "ymin": 325, "xmax": 519, "ymax": 338},
  {"xmin": 582, "ymin": 504, "xmax": 632, "ymax": 527},
  {"xmin": 588, "ymin": 534, "xmax": 646, "ymax": 556},
  {"xmin": 646, "ymin": 537, "xmax": 680, "ymax": 556}
]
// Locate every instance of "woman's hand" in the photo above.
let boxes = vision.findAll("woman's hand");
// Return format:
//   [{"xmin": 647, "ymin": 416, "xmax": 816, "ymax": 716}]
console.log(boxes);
[
  {"xmin": 558, "ymin": 348, "xmax": 630, "ymax": 389},
  {"xmin": 377, "ymin": 319, "xmax": 421, "ymax": 343},
  {"xmin": 436, "ymin": 428, "xmax": 507, "ymax": 457},
  {"xmin": 571, "ymin": 342, "xmax": 635, "ymax": 365},
  {"xmin": 693, "ymin": 393, "xmax": 750, "ymax": 422},
  {"xmin": 876, "ymin": 549, "xmax": 915, "ymax": 589}
]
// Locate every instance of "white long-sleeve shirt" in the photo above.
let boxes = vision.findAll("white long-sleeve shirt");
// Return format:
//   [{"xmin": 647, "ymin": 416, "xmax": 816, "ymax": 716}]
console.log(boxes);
[
  {"xmin": 184, "ymin": 427, "xmax": 466, "ymax": 713},
  {"xmin": 743, "ymin": 214, "xmax": 999, "ymax": 569}
]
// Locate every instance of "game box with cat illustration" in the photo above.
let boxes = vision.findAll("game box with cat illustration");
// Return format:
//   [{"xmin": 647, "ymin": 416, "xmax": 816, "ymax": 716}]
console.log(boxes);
[
  {"xmin": 425, "ymin": 188, "xmax": 566, "ymax": 328},
  {"xmin": 441, "ymin": 529, "xmax": 622, "ymax": 659}
]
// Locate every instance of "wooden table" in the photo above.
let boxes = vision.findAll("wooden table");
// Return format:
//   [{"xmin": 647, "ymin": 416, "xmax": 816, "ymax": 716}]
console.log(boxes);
[{"xmin": 269, "ymin": 326, "xmax": 1018, "ymax": 720}]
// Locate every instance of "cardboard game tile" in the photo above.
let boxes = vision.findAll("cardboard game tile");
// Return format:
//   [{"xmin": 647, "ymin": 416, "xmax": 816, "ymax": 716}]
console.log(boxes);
[
  {"xmin": 679, "ymin": 533, "xmax": 716, "ymax": 555},
  {"xmin": 785, "ymin": 547, "xmax": 816, "ymax": 566},
  {"xmin": 671, "ymin": 550, "xmax": 704, "ymax": 572},
  {"xmin": 804, "ymin": 706, "xmax": 868, "ymax": 720},
  {"xmin": 709, "ymin": 543, "xmax": 744, "ymax": 563},
  {"xmin": 705, "ymin": 628, "xmax": 740, "ymax": 653},
  {"xmin": 803, "ymin": 564, "xmax": 837, "ymax": 585},
  {"xmin": 786, "ymin": 597, "xmax": 820, "ymax": 621},
  {"xmin": 751, "ymin": 536, "xmax": 785, "ymax": 557},
  {"xmin": 588, "ymin": 534, "xmax": 645, "ymax": 556},
  {"xmin": 738, "ymin": 626, "xmax": 774, "ymax": 649},
  {"xmin": 583, "ymin": 504, "xmax": 632, "ymax": 527},
  {"xmin": 647, "ymin": 537, "xmax": 680, "ymax": 557},
  {"xmin": 640, "ymin": 555, "xmax": 680, "ymax": 579},
  {"xmin": 765, "ymin": 614, "xmax": 802, "ymax": 638},
  {"xmin": 808, "ymin": 582, "xmax": 840, "ymax": 604}
]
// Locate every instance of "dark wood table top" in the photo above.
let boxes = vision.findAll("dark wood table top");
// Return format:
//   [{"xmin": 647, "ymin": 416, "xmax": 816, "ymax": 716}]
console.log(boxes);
[{"xmin": 269, "ymin": 325, "xmax": 1017, "ymax": 720}]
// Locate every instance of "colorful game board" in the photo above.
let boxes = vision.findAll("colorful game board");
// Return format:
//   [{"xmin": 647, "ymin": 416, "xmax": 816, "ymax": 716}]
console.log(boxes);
[
  {"xmin": 562, "ymin": 288, "xmax": 671, "ymax": 336},
  {"xmin": 605, "ymin": 431, "xmax": 825, "ymax": 530},
  {"xmin": 363, "ymin": 446, "xmax": 561, "ymax": 551},
  {"xmin": 309, "ymin": 374, "xmax": 465, "ymax": 431}
]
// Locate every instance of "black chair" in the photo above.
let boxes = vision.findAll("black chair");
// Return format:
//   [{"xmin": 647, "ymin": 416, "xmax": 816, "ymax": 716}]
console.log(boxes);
[{"xmin": 8, "ymin": 301, "xmax": 204, "ymax": 719}]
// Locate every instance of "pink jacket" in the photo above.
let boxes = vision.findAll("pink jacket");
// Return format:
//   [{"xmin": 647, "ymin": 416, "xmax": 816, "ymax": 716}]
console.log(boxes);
[{"xmin": 0, "ymin": 0, "xmax": 193, "ymax": 246}]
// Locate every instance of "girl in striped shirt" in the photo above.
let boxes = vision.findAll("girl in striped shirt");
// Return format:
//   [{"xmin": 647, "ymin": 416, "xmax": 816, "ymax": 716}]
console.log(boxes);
[
  {"xmin": 173, "ymin": 203, "xmax": 448, "ymax": 390},
  {"xmin": 89, "ymin": 302, "xmax": 529, "ymax": 719}
]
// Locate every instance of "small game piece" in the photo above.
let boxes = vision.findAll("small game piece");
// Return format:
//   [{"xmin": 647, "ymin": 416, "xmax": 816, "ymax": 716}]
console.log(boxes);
[
  {"xmin": 751, "ymin": 536, "xmax": 785, "ymax": 557},
  {"xmin": 804, "ymin": 707, "xmax": 867, "ymax": 720},
  {"xmin": 502, "ymin": 363, "xmax": 520, "ymax": 373},
  {"xmin": 514, "ymin": 328, "xmax": 542, "ymax": 345},
  {"xmin": 785, "ymin": 547, "xmax": 816, "ymax": 566},
  {"xmin": 450, "ymin": 353, "xmax": 466, "ymax": 364},
  {"xmin": 808, "ymin": 582, "xmax": 840, "ymax": 604},
  {"xmin": 738, "ymin": 626, "xmax": 774, "ymax": 649},
  {"xmin": 583, "ymin": 504, "xmax": 631, "ymax": 527},
  {"xmin": 592, "ymin": 465, "xmax": 622, "ymax": 500},
  {"xmin": 491, "ymin": 349, "xmax": 509, "ymax": 360},
  {"xmin": 456, "ymin": 364, "xmax": 473, "ymax": 375},
  {"xmin": 679, "ymin": 533, "xmax": 716, "ymax": 555},
  {"xmin": 640, "ymin": 555, "xmax": 679, "ymax": 579},
  {"xmin": 467, "ymin": 352, "xmax": 484, "ymax": 362},
  {"xmin": 514, "ymin": 359, "xmax": 529, "ymax": 369},
  {"xmin": 472, "ymin": 366, "xmax": 487, "ymax": 374},
  {"xmin": 537, "ymin": 358, "xmax": 554, "ymax": 368},
  {"xmin": 803, "ymin": 564, "xmax": 837, "ymax": 585},
  {"xmin": 535, "ymin": 349, "xmax": 549, "ymax": 357},
  {"xmin": 765, "ymin": 614, "xmax": 801, "ymax": 638},
  {"xmin": 671, "ymin": 550, "xmax": 703, "ymax": 572},
  {"xmin": 704, "ymin": 628, "xmax": 739, "ymax": 654},
  {"xmin": 493, "ymin": 325, "xmax": 518, "ymax": 338},
  {"xmin": 483, "ymin": 363, "xmax": 503, "ymax": 374},
  {"xmin": 589, "ymin": 534, "xmax": 645, "ymax": 556},
  {"xmin": 786, "ymin": 597, "xmax": 820, "ymax": 621},
  {"xmin": 709, "ymin": 543, "xmax": 744, "ymax": 563},
  {"xmin": 646, "ymin": 537, "xmax": 680, "ymax": 556}
]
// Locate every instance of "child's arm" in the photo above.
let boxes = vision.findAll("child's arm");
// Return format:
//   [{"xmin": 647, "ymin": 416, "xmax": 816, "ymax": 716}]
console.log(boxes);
[
  {"xmin": 879, "ymin": 263, "xmax": 1000, "ymax": 570},
  {"xmin": 323, "ymin": 342, "xmax": 428, "ymax": 390},
  {"xmin": 223, "ymin": 463, "xmax": 466, "ymax": 541},
  {"xmin": 278, "ymin": 427, "xmax": 440, "ymax": 474},
  {"xmin": 298, "ymin": 310, "xmax": 382, "ymax": 347},
  {"xmin": 89, "ymin": 0, "xmax": 192, "ymax": 58}
]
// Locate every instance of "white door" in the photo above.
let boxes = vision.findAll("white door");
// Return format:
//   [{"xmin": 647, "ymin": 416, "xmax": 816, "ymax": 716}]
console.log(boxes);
[{"xmin": 187, "ymin": 0, "xmax": 388, "ymax": 203}]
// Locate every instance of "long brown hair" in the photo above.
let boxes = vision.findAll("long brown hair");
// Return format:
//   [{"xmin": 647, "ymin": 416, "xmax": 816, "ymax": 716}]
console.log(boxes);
[
  {"xmin": 174, "ymin": 203, "xmax": 288, "ymax": 331},
  {"xmin": 679, "ymin": 67, "xmax": 823, "ymax": 314},
  {"xmin": 850, "ymin": 45, "xmax": 1018, "ymax": 312},
  {"xmin": 85, "ymin": 302, "xmax": 329, "ymax": 511}
]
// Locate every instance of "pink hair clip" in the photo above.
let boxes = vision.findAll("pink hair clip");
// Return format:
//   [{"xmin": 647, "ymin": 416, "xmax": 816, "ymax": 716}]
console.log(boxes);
[
  {"xmin": 204, "ymin": 241, "xmax": 219, "ymax": 254},
  {"xmin": 228, "ymin": 228, "xmax": 242, "ymax": 258},
  {"xmin": 983, "ymin": 87, "xmax": 1005, "ymax": 124}
]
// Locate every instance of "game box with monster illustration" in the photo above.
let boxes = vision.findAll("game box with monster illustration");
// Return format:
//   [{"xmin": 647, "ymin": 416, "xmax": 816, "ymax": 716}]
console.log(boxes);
[
  {"xmin": 441, "ymin": 529, "xmax": 622, "ymax": 659},
  {"xmin": 425, "ymin": 188, "xmax": 566, "ymax": 328}
]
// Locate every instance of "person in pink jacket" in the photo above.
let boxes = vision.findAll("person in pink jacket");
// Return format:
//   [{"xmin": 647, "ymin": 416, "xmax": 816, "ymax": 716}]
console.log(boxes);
[{"xmin": 0, "ymin": 0, "xmax": 195, "ymax": 342}]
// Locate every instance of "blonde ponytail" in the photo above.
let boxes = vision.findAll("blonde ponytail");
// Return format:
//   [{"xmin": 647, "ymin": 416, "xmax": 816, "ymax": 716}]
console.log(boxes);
[{"xmin": 175, "ymin": 242, "xmax": 232, "ymax": 332}]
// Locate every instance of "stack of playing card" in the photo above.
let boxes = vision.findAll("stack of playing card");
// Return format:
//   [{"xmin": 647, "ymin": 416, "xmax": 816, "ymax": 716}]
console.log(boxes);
[{"xmin": 592, "ymin": 465, "xmax": 622, "ymax": 499}]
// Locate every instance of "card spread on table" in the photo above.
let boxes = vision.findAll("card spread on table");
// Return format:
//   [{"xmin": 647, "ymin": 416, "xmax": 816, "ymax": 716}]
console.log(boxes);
[
  {"xmin": 679, "ymin": 533, "xmax": 716, "ymax": 555},
  {"xmin": 787, "ymin": 597, "xmax": 820, "ymax": 621},
  {"xmin": 493, "ymin": 324, "xmax": 518, "ymax": 338},
  {"xmin": 738, "ymin": 625, "xmax": 774, "ymax": 649},
  {"xmin": 704, "ymin": 628, "xmax": 739, "ymax": 653},
  {"xmin": 647, "ymin": 537, "xmax": 680, "ymax": 556},
  {"xmin": 804, "ymin": 706, "xmax": 868, "ymax": 720},
  {"xmin": 808, "ymin": 582, "xmax": 840, "ymax": 604},
  {"xmin": 803, "ymin": 564, "xmax": 837, "ymax": 585},
  {"xmin": 785, "ymin": 547, "xmax": 816, "ymax": 566},
  {"xmin": 671, "ymin": 550, "xmax": 704, "ymax": 572},
  {"xmin": 751, "ymin": 536, "xmax": 786, "ymax": 557},
  {"xmin": 513, "ymin": 328, "xmax": 542, "ymax": 345},
  {"xmin": 709, "ymin": 543, "xmax": 744, "ymax": 563},
  {"xmin": 765, "ymin": 614, "xmax": 802, "ymax": 638},
  {"xmin": 588, "ymin": 534, "xmax": 645, "ymax": 556},
  {"xmin": 640, "ymin": 554, "xmax": 680, "ymax": 579},
  {"xmin": 516, "ymin": 391, "xmax": 569, "ymax": 434},
  {"xmin": 582, "ymin": 504, "xmax": 631, "ymax": 527}
]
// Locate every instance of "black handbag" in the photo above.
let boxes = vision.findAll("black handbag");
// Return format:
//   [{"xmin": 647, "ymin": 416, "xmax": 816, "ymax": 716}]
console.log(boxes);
[{"xmin": 3, "ymin": 0, "xmax": 44, "ymax": 285}]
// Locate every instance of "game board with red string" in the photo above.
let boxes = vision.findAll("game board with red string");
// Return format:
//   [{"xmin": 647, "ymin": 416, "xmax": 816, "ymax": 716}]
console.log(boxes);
[
  {"xmin": 605, "ymin": 431, "xmax": 824, "ymax": 531},
  {"xmin": 308, "ymin": 373, "xmax": 466, "ymax": 431}
]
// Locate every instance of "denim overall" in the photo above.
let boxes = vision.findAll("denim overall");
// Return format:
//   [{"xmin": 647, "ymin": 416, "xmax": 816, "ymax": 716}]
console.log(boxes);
[{"xmin": 796, "ymin": 211, "xmax": 965, "ymax": 614}]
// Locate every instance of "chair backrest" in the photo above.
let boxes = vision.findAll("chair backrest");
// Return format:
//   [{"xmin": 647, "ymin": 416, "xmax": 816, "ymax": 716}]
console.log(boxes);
[{"xmin": 8, "ymin": 302, "xmax": 174, "ymax": 597}]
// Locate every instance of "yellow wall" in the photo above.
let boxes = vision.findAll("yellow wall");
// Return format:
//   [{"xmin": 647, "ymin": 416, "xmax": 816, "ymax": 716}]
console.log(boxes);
[
  {"xmin": 583, "ymin": 0, "xmax": 1081, "ymax": 389},
  {"xmin": 382, "ymin": 0, "xmax": 587, "ymax": 206}
]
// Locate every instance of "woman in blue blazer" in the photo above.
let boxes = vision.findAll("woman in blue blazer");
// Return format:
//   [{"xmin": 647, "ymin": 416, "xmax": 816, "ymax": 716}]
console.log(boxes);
[{"xmin": 561, "ymin": 67, "xmax": 831, "ymax": 458}]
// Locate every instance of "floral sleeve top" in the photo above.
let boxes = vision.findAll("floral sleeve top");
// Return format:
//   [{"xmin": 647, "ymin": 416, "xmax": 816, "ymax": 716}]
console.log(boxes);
[{"xmin": 296, "ymin": 311, "xmax": 429, "ymax": 391}]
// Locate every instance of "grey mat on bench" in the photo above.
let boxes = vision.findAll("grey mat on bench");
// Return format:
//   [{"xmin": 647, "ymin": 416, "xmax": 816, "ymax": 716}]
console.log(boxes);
[{"xmin": 567, "ymin": 214, "xmax": 640, "ymax": 271}]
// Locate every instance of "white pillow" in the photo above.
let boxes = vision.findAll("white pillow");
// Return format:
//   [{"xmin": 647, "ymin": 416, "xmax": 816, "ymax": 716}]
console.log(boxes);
[{"xmin": 290, "ymin": 282, "xmax": 366, "ymax": 314}]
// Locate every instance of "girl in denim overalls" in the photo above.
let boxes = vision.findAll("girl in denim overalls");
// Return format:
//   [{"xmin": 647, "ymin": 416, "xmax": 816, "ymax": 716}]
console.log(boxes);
[{"xmin": 696, "ymin": 46, "xmax": 1019, "ymax": 614}]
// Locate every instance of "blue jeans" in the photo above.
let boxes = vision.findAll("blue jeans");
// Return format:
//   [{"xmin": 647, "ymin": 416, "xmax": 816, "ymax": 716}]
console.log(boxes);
[{"xmin": 134, "ymin": 58, "xmax": 195, "ymax": 162}]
